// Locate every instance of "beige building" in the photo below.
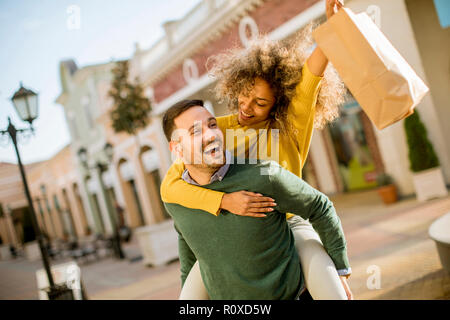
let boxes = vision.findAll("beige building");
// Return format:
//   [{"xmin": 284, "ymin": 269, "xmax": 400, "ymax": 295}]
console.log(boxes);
[
  {"xmin": 0, "ymin": 162, "xmax": 33, "ymax": 247},
  {"xmin": 56, "ymin": 57, "xmax": 170, "ymax": 240},
  {"xmin": 0, "ymin": 145, "xmax": 91, "ymax": 248},
  {"xmin": 27, "ymin": 145, "xmax": 90, "ymax": 241}
]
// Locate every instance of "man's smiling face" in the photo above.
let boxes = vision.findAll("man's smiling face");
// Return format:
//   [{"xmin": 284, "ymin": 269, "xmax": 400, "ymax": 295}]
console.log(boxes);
[{"xmin": 172, "ymin": 106, "xmax": 225, "ymax": 169}]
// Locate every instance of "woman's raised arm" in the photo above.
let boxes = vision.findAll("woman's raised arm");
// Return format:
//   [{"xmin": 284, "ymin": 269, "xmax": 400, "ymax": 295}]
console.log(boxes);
[{"xmin": 305, "ymin": 0, "xmax": 343, "ymax": 77}]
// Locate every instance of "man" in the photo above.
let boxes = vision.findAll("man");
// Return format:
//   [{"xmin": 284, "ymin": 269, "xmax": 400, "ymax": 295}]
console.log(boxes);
[{"xmin": 162, "ymin": 99, "xmax": 351, "ymax": 299}]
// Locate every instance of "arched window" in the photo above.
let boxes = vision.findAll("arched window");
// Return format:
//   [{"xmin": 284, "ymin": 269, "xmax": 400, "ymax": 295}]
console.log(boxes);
[{"xmin": 82, "ymin": 95, "xmax": 94, "ymax": 129}]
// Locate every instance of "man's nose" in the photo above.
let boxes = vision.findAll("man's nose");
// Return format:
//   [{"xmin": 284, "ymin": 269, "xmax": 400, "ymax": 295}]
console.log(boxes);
[{"xmin": 203, "ymin": 127, "xmax": 216, "ymax": 143}]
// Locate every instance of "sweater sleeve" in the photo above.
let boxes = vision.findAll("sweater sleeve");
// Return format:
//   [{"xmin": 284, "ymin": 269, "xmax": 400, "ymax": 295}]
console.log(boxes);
[
  {"xmin": 288, "ymin": 62, "xmax": 323, "ymax": 166},
  {"xmin": 174, "ymin": 223, "xmax": 197, "ymax": 287},
  {"xmin": 160, "ymin": 159, "xmax": 225, "ymax": 216},
  {"xmin": 268, "ymin": 162, "xmax": 350, "ymax": 271}
]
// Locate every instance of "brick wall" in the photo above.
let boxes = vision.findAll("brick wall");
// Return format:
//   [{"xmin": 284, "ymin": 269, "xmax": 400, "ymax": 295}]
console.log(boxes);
[{"xmin": 153, "ymin": 0, "xmax": 320, "ymax": 103}]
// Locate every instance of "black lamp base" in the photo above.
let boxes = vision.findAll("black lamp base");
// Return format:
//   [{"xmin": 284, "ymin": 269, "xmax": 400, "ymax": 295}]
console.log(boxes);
[{"xmin": 45, "ymin": 284, "xmax": 75, "ymax": 300}]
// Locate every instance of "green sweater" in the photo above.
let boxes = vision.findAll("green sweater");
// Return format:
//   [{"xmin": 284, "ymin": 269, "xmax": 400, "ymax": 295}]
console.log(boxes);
[{"xmin": 164, "ymin": 160, "xmax": 350, "ymax": 300}]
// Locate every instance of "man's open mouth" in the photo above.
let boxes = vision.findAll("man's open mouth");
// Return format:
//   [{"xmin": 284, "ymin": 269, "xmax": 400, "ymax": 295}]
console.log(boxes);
[{"xmin": 204, "ymin": 144, "xmax": 221, "ymax": 156}]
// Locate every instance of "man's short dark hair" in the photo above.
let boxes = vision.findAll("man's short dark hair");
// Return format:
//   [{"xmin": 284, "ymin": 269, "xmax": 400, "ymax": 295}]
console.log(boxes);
[{"xmin": 162, "ymin": 99, "xmax": 204, "ymax": 141}]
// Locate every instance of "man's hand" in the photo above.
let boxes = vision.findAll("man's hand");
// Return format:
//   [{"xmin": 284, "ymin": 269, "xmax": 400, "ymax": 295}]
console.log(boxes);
[
  {"xmin": 220, "ymin": 191, "xmax": 276, "ymax": 218},
  {"xmin": 339, "ymin": 276, "xmax": 354, "ymax": 300},
  {"xmin": 326, "ymin": 0, "xmax": 344, "ymax": 20}
]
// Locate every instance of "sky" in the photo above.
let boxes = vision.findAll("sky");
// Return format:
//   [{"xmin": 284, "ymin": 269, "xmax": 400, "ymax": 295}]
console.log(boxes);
[{"xmin": 0, "ymin": 0, "xmax": 201, "ymax": 164}]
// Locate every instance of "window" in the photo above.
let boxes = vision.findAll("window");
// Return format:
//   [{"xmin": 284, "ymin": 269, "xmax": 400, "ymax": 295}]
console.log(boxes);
[
  {"xmin": 82, "ymin": 95, "xmax": 94, "ymax": 129},
  {"xmin": 67, "ymin": 112, "xmax": 80, "ymax": 139}
]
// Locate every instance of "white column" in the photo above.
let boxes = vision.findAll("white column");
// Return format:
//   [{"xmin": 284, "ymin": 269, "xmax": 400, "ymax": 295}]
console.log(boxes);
[
  {"xmin": 75, "ymin": 171, "xmax": 98, "ymax": 234},
  {"xmin": 92, "ymin": 169, "xmax": 114, "ymax": 235},
  {"xmin": 309, "ymin": 131, "xmax": 339, "ymax": 195},
  {"xmin": 5, "ymin": 209, "xmax": 19, "ymax": 247},
  {"xmin": 154, "ymin": 118, "xmax": 173, "ymax": 176}
]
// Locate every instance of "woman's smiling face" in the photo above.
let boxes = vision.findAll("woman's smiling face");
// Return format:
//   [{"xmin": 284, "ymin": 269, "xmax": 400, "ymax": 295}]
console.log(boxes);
[{"xmin": 237, "ymin": 77, "xmax": 276, "ymax": 126}]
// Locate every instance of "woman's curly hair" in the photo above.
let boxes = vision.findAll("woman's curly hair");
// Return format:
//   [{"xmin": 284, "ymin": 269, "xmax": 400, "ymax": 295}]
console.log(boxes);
[{"xmin": 206, "ymin": 24, "xmax": 346, "ymax": 136}]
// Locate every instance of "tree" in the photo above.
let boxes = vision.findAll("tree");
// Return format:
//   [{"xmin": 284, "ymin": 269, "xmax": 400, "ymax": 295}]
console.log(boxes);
[
  {"xmin": 109, "ymin": 60, "xmax": 152, "ymax": 137},
  {"xmin": 404, "ymin": 110, "xmax": 439, "ymax": 172}
]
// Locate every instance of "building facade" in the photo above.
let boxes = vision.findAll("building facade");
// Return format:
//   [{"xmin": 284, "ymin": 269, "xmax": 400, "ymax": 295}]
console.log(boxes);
[
  {"xmin": 130, "ymin": 0, "xmax": 450, "ymax": 196},
  {"xmin": 0, "ymin": 162, "xmax": 35, "ymax": 247}
]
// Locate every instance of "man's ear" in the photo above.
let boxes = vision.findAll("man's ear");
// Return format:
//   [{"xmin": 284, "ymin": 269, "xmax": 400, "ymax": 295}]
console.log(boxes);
[{"xmin": 169, "ymin": 140, "xmax": 182, "ymax": 159}]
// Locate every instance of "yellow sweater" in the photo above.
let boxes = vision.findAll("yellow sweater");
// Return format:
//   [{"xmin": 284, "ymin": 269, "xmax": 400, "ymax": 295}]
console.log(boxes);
[{"xmin": 160, "ymin": 62, "xmax": 323, "ymax": 216}]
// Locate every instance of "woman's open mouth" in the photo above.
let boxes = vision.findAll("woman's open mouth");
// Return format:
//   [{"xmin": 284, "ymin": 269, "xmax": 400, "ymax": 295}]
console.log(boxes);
[{"xmin": 240, "ymin": 110, "xmax": 254, "ymax": 120}]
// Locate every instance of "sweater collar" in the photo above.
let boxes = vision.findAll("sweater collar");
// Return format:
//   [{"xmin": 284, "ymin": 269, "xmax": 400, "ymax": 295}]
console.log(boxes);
[{"xmin": 182, "ymin": 150, "xmax": 232, "ymax": 186}]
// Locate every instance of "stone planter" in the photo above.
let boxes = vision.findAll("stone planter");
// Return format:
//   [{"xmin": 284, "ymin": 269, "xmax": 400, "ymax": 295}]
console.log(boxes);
[
  {"xmin": 24, "ymin": 241, "xmax": 41, "ymax": 261},
  {"xmin": 0, "ymin": 245, "xmax": 12, "ymax": 260},
  {"xmin": 36, "ymin": 261, "xmax": 83, "ymax": 300},
  {"xmin": 135, "ymin": 219, "xmax": 179, "ymax": 267},
  {"xmin": 412, "ymin": 167, "xmax": 448, "ymax": 202},
  {"xmin": 429, "ymin": 212, "xmax": 450, "ymax": 273},
  {"xmin": 377, "ymin": 184, "xmax": 398, "ymax": 204}
]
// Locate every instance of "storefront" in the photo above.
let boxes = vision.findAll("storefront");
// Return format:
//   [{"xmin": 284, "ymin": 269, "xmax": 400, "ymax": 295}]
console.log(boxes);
[{"xmin": 328, "ymin": 97, "xmax": 378, "ymax": 191}]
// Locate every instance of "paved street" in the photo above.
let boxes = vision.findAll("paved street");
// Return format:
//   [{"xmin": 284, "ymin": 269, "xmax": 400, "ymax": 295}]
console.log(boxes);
[
  {"xmin": 0, "ymin": 190, "xmax": 449, "ymax": 300},
  {"xmin": 334, "ymin": 190, "xmax": 450, "ymax": 300}
]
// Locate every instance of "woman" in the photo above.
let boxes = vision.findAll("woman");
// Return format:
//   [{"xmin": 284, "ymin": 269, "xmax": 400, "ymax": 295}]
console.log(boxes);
[{"xmin": 161, "ymin": 0, "xmax": 352, "ymax": 299}]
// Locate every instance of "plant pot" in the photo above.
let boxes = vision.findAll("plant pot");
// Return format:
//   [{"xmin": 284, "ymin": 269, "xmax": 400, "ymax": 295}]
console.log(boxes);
[
  {"xmin": 377, "ymin": 184, "xmax": 398, "ymax": 204},
  {"xmin": 412, "ymin": 166, "xmax": 448, "ymax": 202},
  {"xmin": 24, "ymin": 241, "xmax": 41, "ymax": 261},
  {"xmin": 135, "ymin": 219, "xmax": 179, "ymax": 267}
]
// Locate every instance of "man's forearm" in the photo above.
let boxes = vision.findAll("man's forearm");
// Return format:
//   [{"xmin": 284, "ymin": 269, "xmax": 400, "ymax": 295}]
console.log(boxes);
[
  {"xmin": 174, "ymin": 225, "xmax": 197, "ymax": 287},
  {"xmin": 268, "ymin": 162, "xmax": 351, "ymax": 271},
  {"xmin": 308, "ymin": 199, "xmax": 350, "ymax": 271}
]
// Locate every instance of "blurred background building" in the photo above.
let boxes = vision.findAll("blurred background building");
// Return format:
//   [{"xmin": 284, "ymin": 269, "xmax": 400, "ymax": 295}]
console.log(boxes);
[{"xmin": 0, "ymin": 0, "xmax": 449, "ymax": 249}]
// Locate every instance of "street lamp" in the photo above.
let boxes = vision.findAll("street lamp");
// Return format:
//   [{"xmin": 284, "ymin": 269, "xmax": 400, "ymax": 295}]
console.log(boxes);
[
  {"xmin": 0, "ymin": 83, "xmax": 73, "ymax": 299},
  {"xmin": 77, "ymin": 143, "xmax": 125, "ymax": 259},
  {"xmin": 11, "ymin": 82, "xmax": 39, "ymax": 125}
]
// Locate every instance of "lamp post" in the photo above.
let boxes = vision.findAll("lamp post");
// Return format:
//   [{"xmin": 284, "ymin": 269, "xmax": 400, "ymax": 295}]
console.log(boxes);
[
  {"xmin": 0, "ymin": 83, "xmax": 73, "ymax": 299},
  {"xmin": 40, "ymin": 185, "xmax": 57, "ymax": 238},
  {"xmin": 77, "ymin": 143, "xmax": 125, "ymax": 259}
]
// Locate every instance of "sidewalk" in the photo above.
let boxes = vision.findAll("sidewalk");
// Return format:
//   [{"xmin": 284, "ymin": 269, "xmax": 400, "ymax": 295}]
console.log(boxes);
[
  {"xmin": 333, "ymin": 190, "xmax": 450, "ymax": 299},
  {"xmin": 0, "ymin": 190, "xmax": 449, "ymax": 300},
  {"xmin": 0, "ymin": 237, "xmax": 181, "ymax": 300}
]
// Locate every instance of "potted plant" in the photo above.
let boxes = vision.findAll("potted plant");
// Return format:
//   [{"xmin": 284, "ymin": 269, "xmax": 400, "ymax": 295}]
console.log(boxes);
[
  {"xmin": 404, "ymin": 111, "xmax": 448, "ymax": 202},
  {"xmin": 376, "ymin": 173, "xmax": 398, "ymax": 204}
]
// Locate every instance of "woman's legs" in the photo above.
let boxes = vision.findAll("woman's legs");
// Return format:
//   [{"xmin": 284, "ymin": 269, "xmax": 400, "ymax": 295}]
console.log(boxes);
[
  {"xmin": 179, "ymin": 260, "xmax": 210, "ymax": 300},
  {"xmin": 179, "ymin": 216, "xmax": 348, "ymax": 300},
  {"xmin": 287, "ymin": 216, "xmax": 348, "ymax": 300}
]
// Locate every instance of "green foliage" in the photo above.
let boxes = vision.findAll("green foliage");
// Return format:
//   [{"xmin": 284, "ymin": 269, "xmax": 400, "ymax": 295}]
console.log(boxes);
[
  {"xmin": 404, "ymin": 111, "xmax": 439, "ymax": 172},
  {"xmin": 109, "ymin": 60, "xmax": 152, "ymax": 136},
  {"xmin": 376, "ymin": 173, "xmax": 393, "ymax": 187}
]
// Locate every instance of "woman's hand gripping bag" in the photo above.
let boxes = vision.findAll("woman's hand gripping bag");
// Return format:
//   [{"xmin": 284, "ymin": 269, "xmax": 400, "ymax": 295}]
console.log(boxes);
[{"xmin": 313, "ymin": 8, "xmax": 429, "ymax": 130}]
